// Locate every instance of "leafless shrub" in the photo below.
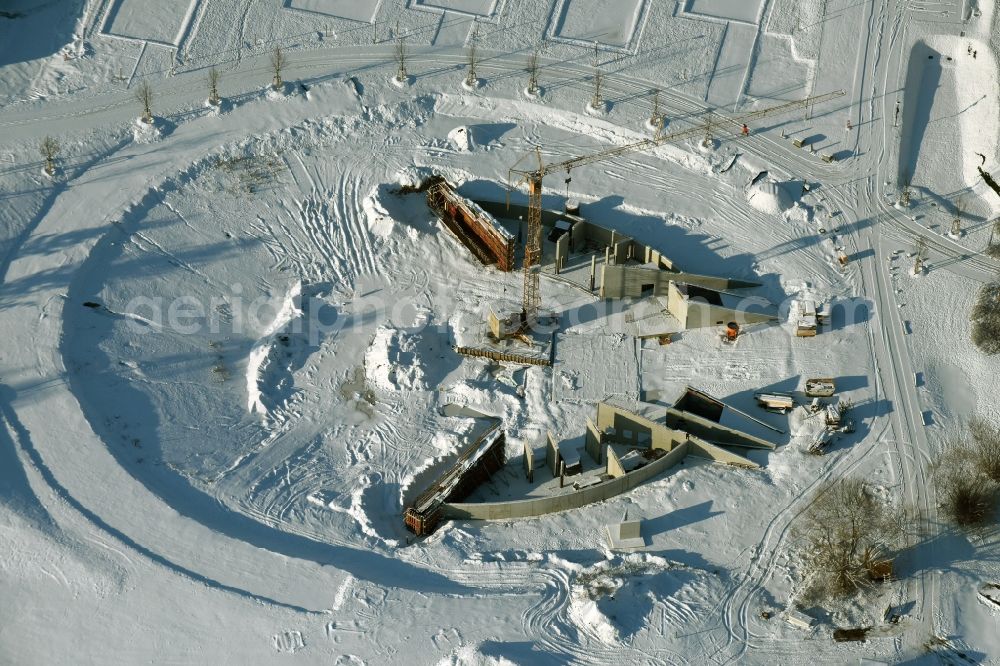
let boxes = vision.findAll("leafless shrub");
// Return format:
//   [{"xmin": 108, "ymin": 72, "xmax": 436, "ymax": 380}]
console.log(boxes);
[
  {"xmin": 969, "ymin": 417, "xmax": 1000, "ymax": 483},
  {"xmin": 40, "ymin": 136, "xmax": 59, "ymax": 175},
  {"xmin": 395, "ymin": 33, "xmax": 407, "ymax": 82},
  {"xmin": 987, "ymin": 219, "xmax": 1000, "ymax": 259},
  {"xmin": 464, "ymin": 25, "xmax": 478, "ymax": 86},
  {"xmin": 135, "ymin": 81, "xmax": 153, "ymax": 122},
  {"xmin": 526, "ymin": 49, "xmax": 539, "ymax": 95},
  {"xmin": 971, "ymin": 279, "xmax": 1000, "ymax": 355},
  {"xmin": 270, "ymin": 47, "xmax": 285, "ymax": 89},
  {"xmin": 793, "ymin": 479, "xmax": 906, "ymax": 601},
  {"xmin": 931, "ymin": 439, "xmax": 996, "ymax": 527},
  {"xmin": 207, "ymin": 67, "xmax": 221, "ymax": 104}
]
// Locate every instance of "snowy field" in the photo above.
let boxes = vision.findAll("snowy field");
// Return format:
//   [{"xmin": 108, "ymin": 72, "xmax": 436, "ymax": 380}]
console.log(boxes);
[{"xmin": 2, "ymin": 0, "xmax": 1000, "ymax": 663}]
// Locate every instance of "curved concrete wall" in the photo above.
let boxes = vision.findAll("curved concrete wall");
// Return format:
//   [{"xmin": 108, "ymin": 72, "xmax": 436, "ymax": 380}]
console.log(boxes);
[{"xmin": 442, "ymin": 442, "xmax": 690, "ymax": 521}]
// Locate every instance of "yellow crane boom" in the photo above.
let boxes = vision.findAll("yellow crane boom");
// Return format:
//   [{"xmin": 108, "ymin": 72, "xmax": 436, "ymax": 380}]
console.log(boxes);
[{"xmin": 508, "ymin": 90, "xmax": 845, "ymax": 323}]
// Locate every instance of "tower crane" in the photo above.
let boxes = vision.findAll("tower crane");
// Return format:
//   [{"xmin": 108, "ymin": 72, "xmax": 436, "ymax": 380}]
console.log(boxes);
[{"xmin": 507, "ymin": 90, "xmax": 845, "ymax": 326}]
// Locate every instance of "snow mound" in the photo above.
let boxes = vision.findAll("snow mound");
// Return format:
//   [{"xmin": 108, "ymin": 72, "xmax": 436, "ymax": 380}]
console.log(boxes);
[
  {"xmin": 566, "ymin": 554, "xmax": 723, "ymax": 645},
  {"xmin": 265, "ymin": 83, "xmax": 291, "ymax": 100},
  {"xmin": 746, "ymin": 178, "xmax": 794, "ymax": 215},
  {"xmin": 246, "ymin": 281, "xmax": 303, "ymax": 415},
  {"xmin": 448, "ymin": 125, "xmax": 474, "ymax": 151},
  {"xmin": 461, "ymin": 78, "xmax": 483, "ymax": 92},
  {"xmin": 435, "ymin": 643, "xmax": 517, "ymax": 666},
  {"xmin": 785, "ymin": 201, "xmax": 813, "ymax": 223},
  {"xmin": 132, "ymin": 118, "xmax": 162, "ymax": 143},
  {"xmin": 363, "ymin": 190, "xmax": 396, "ymax": 238},
  {"xmin": 394, "ymin": 166, "xmax": 437, "ymax": 190},
  {"xmin": 364, "ymin": 320, "xmax": 441, "ymax": 392}
]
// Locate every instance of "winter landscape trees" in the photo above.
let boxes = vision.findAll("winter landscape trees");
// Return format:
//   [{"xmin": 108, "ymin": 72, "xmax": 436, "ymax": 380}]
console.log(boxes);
[
  {"xmin": 207, "ymin": 67, "xmax": 221, "ymax": 106},
  {"xmin": 931, "ymin": 418, "xmax": 1000, "ymax": 527},
  {"xmin": 971, "ymin": 277, "xmax": 1000, "ymax": 354},
  {"xmin": 135, "ymin": 80, "xmax": 153, "ymax": 123},
  {"xmin": 39, "ymin": 136, "xmax": 59, "ymax": 176},
  {"xmin": 270, "ymin": 47, "xmax": 285, "ymax": 90},
  {"xmin": 793, "ymin": 479, "xmax": 906, "ymax": 601},
  {"xmin": 987, "ymin": 219, "xmax": 1000, "ymax": 259}
]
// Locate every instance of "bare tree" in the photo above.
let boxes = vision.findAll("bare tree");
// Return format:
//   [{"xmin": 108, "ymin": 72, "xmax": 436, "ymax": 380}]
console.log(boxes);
[
  {"xmin": 526, "ymin": 49, "xmax": 540, "ymax": 95},
  {"xmin": 208, "ymin": 67, "xmax": 221, "ymax": 105},
  {"xmin": 987, "ymin": 218, "xmax": 1000, "ymax": 259},
  {"xmin": 135, "ymin": 81, "xmax": 153, "ymax": 123},
  {"xmin": 793, "ymin": 479, "xmax": 906, "ymax": 601},
  {"xmin": 40, "ymin": 136, "xmax": 59, "ymax": 176},
  {"xmin": 951, "ymin": 196, "xmax": 964, "ymax": 237},
  {"xmin": 899, "ymin": 169, "xmax": 912, "ymax": 207},
  {"xmin": 270, "ymin": 47, "xmax": 285, "ymax": 90},
  {"xmin": 913, "ymin": 235, "xmax": 927, "ymax": 273},
  {"xmin": 650, "ymin": 88, "xmax": 663, "ymax": 137},
  {"xmin": 931, "ymin": 438, "xmax": 997, "ymax": 527},
  {"xmin": 969, "ymin": 417, "xmax": 1000, "ymax": 481},
  {"xmin": 591, "ymin": 68, "xmax": 603, "ymax": 109},
  {"xmin": 971, "ymin": 278, "xmax": 1000, "ymax": 354},
  {"xmin": 464, "ymin": 25, "xmax": 478, "ymax": 87},
  {"xmin": 395, "ymin": 31, "xmax": 408, "ymax": 82}
]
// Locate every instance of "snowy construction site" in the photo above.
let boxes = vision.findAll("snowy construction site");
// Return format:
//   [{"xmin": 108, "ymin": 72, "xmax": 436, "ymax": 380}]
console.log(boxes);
[{"xmin": 3, "ymin": 0, "xmax": 1000, "ymax": 663}]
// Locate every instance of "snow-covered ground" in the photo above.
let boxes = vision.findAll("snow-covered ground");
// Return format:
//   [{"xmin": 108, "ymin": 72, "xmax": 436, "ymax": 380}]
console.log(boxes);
[{"xmin": 2, "ymin": 0, "xmax": 1000, "ymax": 663}]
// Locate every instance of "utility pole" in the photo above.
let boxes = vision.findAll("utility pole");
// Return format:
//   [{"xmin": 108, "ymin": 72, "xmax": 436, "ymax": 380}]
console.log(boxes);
[{"xmin": 951, "ymin": 197, "xmax": 964, "ymax": 237}]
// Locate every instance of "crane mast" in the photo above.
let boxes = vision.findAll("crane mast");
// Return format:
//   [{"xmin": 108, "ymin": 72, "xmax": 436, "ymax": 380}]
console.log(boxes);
[
  {"xmin": 522, "ymin": 170, "xmax": 543, "ymax": 325},
  {"xmin": 508, "ymin": 90, "xmax": 845, "ymax": 326}
]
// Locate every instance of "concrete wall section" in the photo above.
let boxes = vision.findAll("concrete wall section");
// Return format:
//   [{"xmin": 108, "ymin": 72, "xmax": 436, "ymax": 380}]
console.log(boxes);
[
  {"xmin": 684, "ymin": 301, "xmax": 778, "ymax": 328},
  {"xmin": 664, "ymin": 408, "xmax": 775, "ymax": 449},
  {"xmin": 443, "ymin": 441, "xmax": 691, "ymax": 521},
  {"xmin": 476, "ymin": 201, "xmax": 568, "ymax": 230},
  {"xmin": 612, "ymin": 237, "xmax": 633, "ymax": 264},
  {"xmin": 607, "ymin": 445, "xmax": 625, "ymax": 478},
  {"xmin": 642, "ymin": 245, "xmax": 675, "ymax": 270},
  {"xmin": 554, "ymin": 233, "xmax": 570, "ymax": 272},
  {"xmin": 546, "ymin": 431, "xmax": 560, "ymax": 477},
  {"xmin": 523, "ymin": 440, "xmax": 535, "ymax": 481},
  {"xmin": 596, "ymin": 401, "xmax": 683, "ymax": 451},
  {"xmin": 585, "ymin": 417, "xmax": 603, "ymax": 464},
  {"xmin": 668, "ymin": 279, "xmax": 688, "ymax": 323},
  {"xmin": 601, "ymin": 264, "xmax": 668, "ymax": 299},
  {"xmin": 686, "ymin": 435, "xmax": 760, "ymax": 467},
  {"xmin": 601, "ymin": 266, "xmax": 758, "ymax": 300},
  {"xmin": 470, "ymin": 199, "xmax": 760, "ymax": 293}
]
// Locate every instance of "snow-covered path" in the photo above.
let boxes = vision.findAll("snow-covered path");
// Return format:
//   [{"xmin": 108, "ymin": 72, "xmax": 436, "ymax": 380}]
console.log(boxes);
[{"xmin": 2, "ymin": 0, "xmax": 1000, "ymax": 662}]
